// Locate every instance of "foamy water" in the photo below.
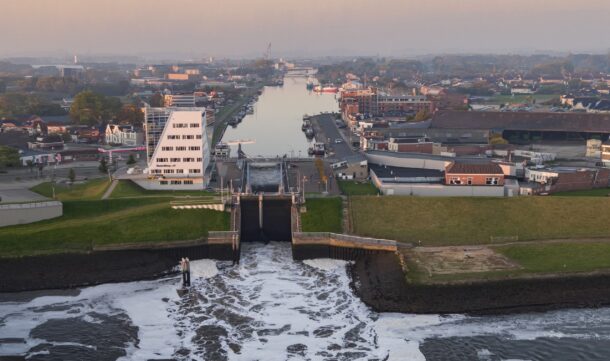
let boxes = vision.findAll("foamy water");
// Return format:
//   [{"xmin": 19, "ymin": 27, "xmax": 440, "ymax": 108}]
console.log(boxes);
[{"xmin": 2, "ymin": 242, "xmax": 610, "ymax": 360}]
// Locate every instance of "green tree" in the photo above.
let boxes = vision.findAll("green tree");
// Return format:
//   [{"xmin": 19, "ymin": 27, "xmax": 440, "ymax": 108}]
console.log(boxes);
[
  {"xmin": 126, "ymin": 153, "xmax": 136, "ymax": 165},
  {"xmin": 0, "ymin": 146, "xmax": 20, "ymax": 169},
  {"xmin": 413, "ymin": 109, "xmax": 431, "ymax": 122},
  {"xmin": 98, "ymin": 157, "xmax": 108, "ymax": 173},
  {"xmin": 117, "ymin": 104, "xmax": 144, "ymax": 125},
  {"xmin": 70, "ymin": 91, "xmax": 122, "ymax": 125},
  {"xmin": 68, "ymin": 168, "xmax": 76, "ymax": 184}
]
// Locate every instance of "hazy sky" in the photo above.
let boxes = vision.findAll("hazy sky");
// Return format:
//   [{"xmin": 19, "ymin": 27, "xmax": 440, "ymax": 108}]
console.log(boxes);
[{"xmin": 2, "ymin": 0, "xmax": 610, "ymax": 59}]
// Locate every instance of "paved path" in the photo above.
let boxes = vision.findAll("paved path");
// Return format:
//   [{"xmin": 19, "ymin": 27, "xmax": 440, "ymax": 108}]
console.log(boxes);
[{"xmin": 101, "ymin": 179, "xmax": 118, "ymax": 200}]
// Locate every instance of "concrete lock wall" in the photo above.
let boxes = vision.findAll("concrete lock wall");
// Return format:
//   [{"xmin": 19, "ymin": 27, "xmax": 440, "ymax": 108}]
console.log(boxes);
[
  {"xmin": 240, "ymin": 197, "xmax": 292, "ymax": 242},
  {"xmin": 0, "ymin": 201, "xmax": 63, "ymax": 227}
]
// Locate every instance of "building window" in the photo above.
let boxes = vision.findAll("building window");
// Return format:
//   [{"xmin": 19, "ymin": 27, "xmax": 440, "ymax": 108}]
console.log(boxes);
[
  {"xmin": 170, "ymin": 180, "xmax": 182, "ymax": 185},
  {"xmin": 190, "ymin": 123, "xmax": 200, "ymax": 128},
  {"xmin": 167, "ymin": 135, "xmax": 180, "ymax": 139},
  {"xmin": 176, "ymin": 146, "xmax": 187, "ymax": 151},
  {"xmin": 189, "ymin": 169, "xmax": 201, "ymax": 173},
  {"xmin": 196, "ymin": 135, "xmax": 202, "ymax": 139},
  {"xmin": 156, "ymin": 158, "xmax": 168, "ymax": 163},
  {"xmin": 486, "ymin": 177, "xmax": 499, "ymax": 185},
  {"xmin": 182, "ymin": 135, "xmax": 194, "ymax": 140},
  {"xmin": 176, "ymin": 169, "xmax": 184, "ymax": 174},
  {"xmin": 183, "ymin": 157, "xmax": 195, "ymax": 162},
  {"xmin": 189, "ymin": 146, "xmax": 201, "ymax": 151},
  {"xmin": 163, "ymin": 169, "xmax": 174, "ymax": 174},
  {"xmin": 196, "ymin": 157, "xmax": 202, "ymax": 162},
  {"xmin": 183, "ymin": 180, "xmax": 193, "ymax": 185},
  {"xmin": 170, "ymin": 158, "xmax": 181, "ymax": 162},
  {"xmin": 449, "ymin": 177, "xmax": 461, "ymax": 185},
  {"xmin": 161, "ymin": 146, "xmax": 174, "ymax": 151},
  {"xmin": 172, "ymin": 123, "xmax": 188, "ymax": 128},
  {"xmin": 467, "ymin": 177, "xmax": 473, "ymax": 185},
  {"xmin": 160, "ymin": 180, "xmax": 168, "ymax": 185}
]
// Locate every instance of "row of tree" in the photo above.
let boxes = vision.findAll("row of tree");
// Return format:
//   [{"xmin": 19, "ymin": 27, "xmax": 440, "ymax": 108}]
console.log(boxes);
[
  {"xmin": 0, "ymin": 93, "xmax": 66, "ymax": 117},
  {"xmin": 69, "ymin": 91, "xmax": 143, "ymax": 126}
]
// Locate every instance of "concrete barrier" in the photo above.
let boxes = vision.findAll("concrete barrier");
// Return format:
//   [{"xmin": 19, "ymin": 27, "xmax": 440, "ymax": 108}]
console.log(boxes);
[
  {"xmin": 0, "ymin": 201, "xmax": 63, "ymax": 227},
  {"xmin": 292, "ymin": 232, "xmax": 400, "ymax": 260}
]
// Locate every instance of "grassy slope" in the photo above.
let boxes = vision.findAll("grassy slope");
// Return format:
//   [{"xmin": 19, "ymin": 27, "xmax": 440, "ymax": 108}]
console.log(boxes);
[
  {"xmin": 109, "ymin": 180, "xmax": 215, "ymax": 198},
  {"xmin": 338, "ymin": 180, "xmax": 378, "ymax": 196},
  {"xmin": 301, "ymin": 197, "xmax": 342, "ymax": 233},
  {"xmin": 495, "ymin": 242, "xmax": 610, "ymax": 274},
  {"xmin": 552, "ymin": 188, "xmax": 610, "ymax": 197},
  {"xmin": 31, "ymin": 178, "xmax": 111, "ymax": 201},
  {"xmin": 0, "ymin": 198, "xmax": 230, "ymax": 257},
  {"xmin": 351, "ymin": 196, "xmax": 610, "ymax": 246}
]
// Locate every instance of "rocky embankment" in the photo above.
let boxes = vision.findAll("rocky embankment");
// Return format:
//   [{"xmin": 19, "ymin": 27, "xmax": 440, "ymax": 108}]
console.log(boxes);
[{"xmin": 349, "ymin": 252, "xmax": 610, "ymax": 315}]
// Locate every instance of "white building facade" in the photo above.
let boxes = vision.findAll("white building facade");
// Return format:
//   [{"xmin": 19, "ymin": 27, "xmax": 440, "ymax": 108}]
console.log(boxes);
[
  {"xmin": 105, "ymin": 124, "xmax": 144, "ymax": 146},
  {"xmin": 144, "ymin": 106, "xmax": 210, "ymax": 189}
]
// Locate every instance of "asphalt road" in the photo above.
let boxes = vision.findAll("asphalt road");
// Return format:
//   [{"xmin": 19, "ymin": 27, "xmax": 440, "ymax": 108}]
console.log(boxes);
[{"xmin": 310, "ymin": 114, "xmax": 355, "ymax": 161}]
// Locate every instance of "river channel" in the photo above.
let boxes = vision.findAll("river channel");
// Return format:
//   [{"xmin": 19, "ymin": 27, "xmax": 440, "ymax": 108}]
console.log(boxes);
[
  {"xmin": 2, "ymin": 242, "xmax": 610, "ymax": 360},
  {"xmin": 221, "ymin": 77, "xmax": 337, "ymax": 158}
]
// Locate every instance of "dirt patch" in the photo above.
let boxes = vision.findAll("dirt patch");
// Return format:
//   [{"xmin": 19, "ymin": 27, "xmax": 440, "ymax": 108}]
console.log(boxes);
[{"xmin": 405, "ymin": 246, "xmax": 520, "ymax": 276}]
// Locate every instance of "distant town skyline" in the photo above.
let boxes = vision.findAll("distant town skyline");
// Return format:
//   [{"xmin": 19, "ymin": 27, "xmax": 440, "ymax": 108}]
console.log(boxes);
[{"xmin": 2, "ymin": 0, "xmax": 610, "ymax": 60}]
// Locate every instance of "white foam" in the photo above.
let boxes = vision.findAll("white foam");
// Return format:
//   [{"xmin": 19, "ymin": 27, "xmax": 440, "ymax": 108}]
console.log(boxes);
[
  {"xmin": 189, "ymin": 259, "xmax": 218, "ymax": 279},
  {"xmin": 302, "ymin": 258, "xmax": 348, "ymax": 271},
  {"xmin": 3, "ymin": 244, "xmax": 610, "ymax": 360}
]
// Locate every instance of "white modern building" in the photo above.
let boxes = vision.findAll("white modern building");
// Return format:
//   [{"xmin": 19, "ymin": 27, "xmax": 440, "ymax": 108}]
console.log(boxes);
[{"xmin": 143, "ymin": 106, "xmax": 210, "ymax": 189}]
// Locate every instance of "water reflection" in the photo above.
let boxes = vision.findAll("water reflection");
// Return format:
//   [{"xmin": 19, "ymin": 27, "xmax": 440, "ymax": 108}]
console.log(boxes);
[{"xmin": 222, "ymin": 77, "xmax": 338, "ymax": 158}]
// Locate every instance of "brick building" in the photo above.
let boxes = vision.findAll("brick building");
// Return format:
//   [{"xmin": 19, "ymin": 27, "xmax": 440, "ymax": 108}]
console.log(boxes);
[{"xmin": 445, "ymin": 162, "xmax": 504, "ymax": 186}]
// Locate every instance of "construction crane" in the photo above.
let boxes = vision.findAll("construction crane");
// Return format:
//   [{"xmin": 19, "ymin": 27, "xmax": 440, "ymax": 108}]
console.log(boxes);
[{"xmin": 264, "ymin": 42, "xmax": 271, "ymax": 61}]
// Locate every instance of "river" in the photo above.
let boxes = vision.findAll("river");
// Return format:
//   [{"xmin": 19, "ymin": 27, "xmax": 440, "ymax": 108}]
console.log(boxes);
[
  {"xmin": 1, "ymin": 242, "xmax": 610, "ymax": 360},
  {"xmin": 221, "ymin": 77, "xmax": 338, "ymax": 158}
]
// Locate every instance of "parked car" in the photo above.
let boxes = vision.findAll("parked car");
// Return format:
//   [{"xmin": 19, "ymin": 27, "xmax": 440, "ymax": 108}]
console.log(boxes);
[{"xmin": 335, "ymin": 138, "xmax": 343, "ymax": 144}]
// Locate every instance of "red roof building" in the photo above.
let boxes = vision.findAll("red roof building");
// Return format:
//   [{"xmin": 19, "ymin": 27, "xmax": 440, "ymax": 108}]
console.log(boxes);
[{"xmin": 445, "ymin": 162, "xmax": 504, "ymax": 186}]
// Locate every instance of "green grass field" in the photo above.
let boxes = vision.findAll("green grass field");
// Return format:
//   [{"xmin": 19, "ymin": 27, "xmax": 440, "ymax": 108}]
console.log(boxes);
[
  {"xmin": 31, "ymin": 178, "xmax": 111, "ymax": 201},
  {"xmin": 351, "ymin": 196, "xmax": 610, "ymax": 246},
  {"xmin": 494, "ymin": 241, "xmax": 610, "ymax": 275},
  {"xmin": 552, "ymin": 188, "xmax": 610, "ymax": 197},
  {"xmin": 301, "ymin": 197, "xmax": 343, "ymax": 233},
  {"xmin": 338, "ymin": 180, "xmax": 378, "ymax": 196},
  {"xmin": 109, "ymin": 180, "xmax": 215, "ymax": 198},
  {"xmin": 0, "ymin": 198, "xmax": 230, "ymax": 258}
]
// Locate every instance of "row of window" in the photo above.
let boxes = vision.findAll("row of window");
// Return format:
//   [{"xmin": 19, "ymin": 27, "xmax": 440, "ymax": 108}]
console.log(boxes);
[
  {"xmin": 156, "ymin": 157, "xmax": 203, "ymax": 163},
  {"xmin": 160, "ymin": 180, "xmax": 194, "ymax": 185},
  {"xmin": 158, "ymin": 169, "xmax": 201, "ymax": 174},
  {"xmin": 449, "ymin": 177, "xmax": 500, "ymax": 185},
  {"xmin": 167, "ymin": 135, "xmax": 202, "ymax": 140},
  {"xmin": 171, "ymin": 123, "xmax": 200, "ymax": 128},
  {"xmin": 163, "ymin": 146, "xmax": 200, "ymax": 151}
]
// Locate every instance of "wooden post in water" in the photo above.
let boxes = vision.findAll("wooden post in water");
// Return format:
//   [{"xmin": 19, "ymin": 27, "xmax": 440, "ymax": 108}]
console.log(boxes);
[{"xmin": 258, "ymin": 193, "xmax": 263, "ymax": 229}]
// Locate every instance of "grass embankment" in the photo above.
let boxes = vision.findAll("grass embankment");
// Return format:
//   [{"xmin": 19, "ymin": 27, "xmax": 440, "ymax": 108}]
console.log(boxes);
[
  {"xmin": 301, "ymin": 197, "xmax": 342, "ymax": 233},
  {"xmin": 109, "ymin": 180, "xmax": 215, "ymax": 198},
  {"xmin": 338, "ymin": 180, "xmax": 378, "ymax": 196},
  {"xmin": 0, "ymin": 198, "xmax": 230, "ymax": 258},
  {"xmin": 350, "ymin": 196, "xmax": 610, "ymax": 246},
  {"xmin": 31, "ymin": 178, "xmax": 111, "ymax": 201},
  {"xmin": 495, "ymin": 241, "xmax": 610, "ymax": 275},
  {"xmin": 552, "ymin": 187, "xmax": 610, "ymax": 197}
]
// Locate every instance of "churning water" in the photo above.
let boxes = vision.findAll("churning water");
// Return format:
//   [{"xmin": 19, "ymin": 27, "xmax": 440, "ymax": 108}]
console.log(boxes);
[{"xmin": 2, "ymin": 242, "xmax": 610, "ymax": 360}]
